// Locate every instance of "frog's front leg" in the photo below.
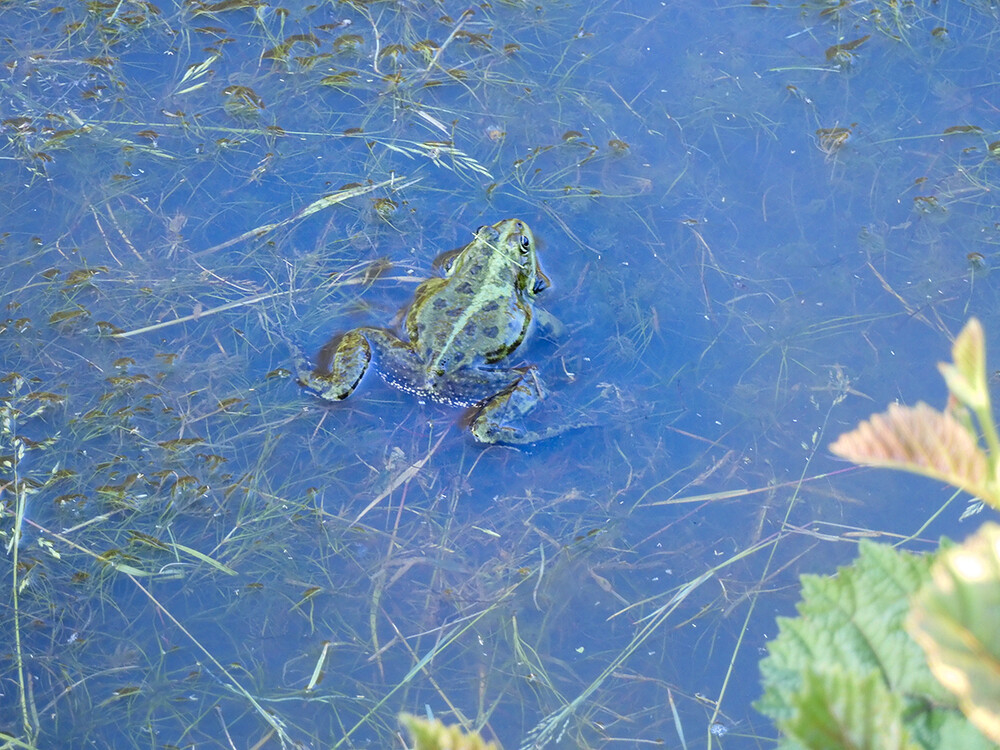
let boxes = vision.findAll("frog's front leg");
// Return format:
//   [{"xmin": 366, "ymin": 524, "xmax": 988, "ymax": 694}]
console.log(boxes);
[
  {"xmin": 469, "ymin": 367, "xmax": 564, "ymax": 444},
  {"xmin": 299, "ymin": 329, "xmax": 374, "ymax": 401}
]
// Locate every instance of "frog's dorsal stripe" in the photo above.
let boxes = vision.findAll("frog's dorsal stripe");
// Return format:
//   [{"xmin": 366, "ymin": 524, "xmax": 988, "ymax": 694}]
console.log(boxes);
[{"xmin": 425, "ymin": 229, "xmax": 531, "ymax": 382}]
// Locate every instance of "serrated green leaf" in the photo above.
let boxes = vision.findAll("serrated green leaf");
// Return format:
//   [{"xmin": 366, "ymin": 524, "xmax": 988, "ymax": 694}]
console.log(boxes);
[
  {"xmin": 783, "ymin": 668, "xmax": 919, "ymax": 750},
  {"xmin": 908, "ymin": 522, "xmax": 1000, "ymax": 744},
  {"xmin": 755, "ymin": 541, "xmax": 990, "ymax": 749},
  {"xmin": 759, "ymin": 541, "xmax": 945, "ymax": 722}
]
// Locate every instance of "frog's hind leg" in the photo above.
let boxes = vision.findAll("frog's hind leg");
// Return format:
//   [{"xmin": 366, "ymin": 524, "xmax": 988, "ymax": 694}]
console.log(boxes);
[
  {"xmin": 302, "ymin": 329, "xmax": 376, "ymax": 401},
  {"xmin": 468, "ymin": 368, "xmax": 551, "ymax": 444},
  {"xmin": 468, "ymin": 367, "xmax": 592, "ymax": 445}
]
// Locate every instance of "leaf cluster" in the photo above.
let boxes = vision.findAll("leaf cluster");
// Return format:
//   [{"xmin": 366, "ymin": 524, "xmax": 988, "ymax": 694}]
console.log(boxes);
[{"xmin": 758, "ymin": 318, "xmax": 1000, "ymax": 749}]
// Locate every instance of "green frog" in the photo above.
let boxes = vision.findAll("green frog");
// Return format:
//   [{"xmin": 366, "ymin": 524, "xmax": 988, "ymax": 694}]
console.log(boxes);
[{"xmin": 301, "ymin": 218, "xmax": 570, "ymax": 444}]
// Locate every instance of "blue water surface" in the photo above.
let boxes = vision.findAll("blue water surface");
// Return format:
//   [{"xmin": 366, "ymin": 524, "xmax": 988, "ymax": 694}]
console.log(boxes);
[{"xmin": 2, "ymin": 0, "xmax": 999, "ymax": 747}]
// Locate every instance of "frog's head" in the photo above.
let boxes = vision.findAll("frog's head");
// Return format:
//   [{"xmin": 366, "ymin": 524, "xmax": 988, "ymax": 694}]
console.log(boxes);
[{"xmin": 482, "ymin": 218, "xmax": 550, "ymax": 296}]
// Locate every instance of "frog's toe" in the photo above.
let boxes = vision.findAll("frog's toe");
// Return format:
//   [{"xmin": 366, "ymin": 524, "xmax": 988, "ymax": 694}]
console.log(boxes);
[
  {"xmin": 470, "ymin": 415, "xmax": 589, "ymax": 445},
  {"xmin": 470, "ymin": 416, "xmax": 524, "ymax": 444}
]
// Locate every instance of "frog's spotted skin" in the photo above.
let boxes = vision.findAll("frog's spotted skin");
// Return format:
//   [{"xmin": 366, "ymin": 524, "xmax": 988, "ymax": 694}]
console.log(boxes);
[{"xmin": 301, "ymin": 218, "xmax": 570, "ymax": 444}]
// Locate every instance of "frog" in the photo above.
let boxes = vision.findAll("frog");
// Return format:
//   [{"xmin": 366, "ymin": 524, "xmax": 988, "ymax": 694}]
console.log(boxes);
[{"xmin": 300, "ymin": 218, "xmax": 572, "ymax": 444}]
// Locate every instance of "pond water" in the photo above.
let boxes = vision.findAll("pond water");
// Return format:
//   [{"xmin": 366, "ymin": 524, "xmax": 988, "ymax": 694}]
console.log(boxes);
[{"xmin": 2, "ymin": 0, "xmax": 999, "ymax": 747}]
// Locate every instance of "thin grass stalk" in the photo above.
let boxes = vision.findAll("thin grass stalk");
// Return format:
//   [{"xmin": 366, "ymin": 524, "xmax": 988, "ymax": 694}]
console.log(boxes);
[
  {"xmin": 706, "ymin": 389, "xmax": 846, "ymax": 746},
  {"xmin": 4, "ymin": 390, "xmax": 37, "ymax": 742}
]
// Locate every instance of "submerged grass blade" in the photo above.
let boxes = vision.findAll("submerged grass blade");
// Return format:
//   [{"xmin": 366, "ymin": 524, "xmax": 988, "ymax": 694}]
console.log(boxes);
[
  {"xmin": 20, "ymin": 517, "xmax": 296, "ymax": 746},
  {"xmin": 191, "ymin": 177, "xmax": 419, "ymax": 258},
  {"xmin": 167, "ymin": 540, "xmax": 238, "ymax": 575},
  {"xmin": 332, "ymin": 603, "xmax": 510, "ymax": 748},
  {"xmin": 522, "ymin": 559, "xmax": 738, "ymax": 749},
  {"xmin": 112, "ymin": 291, "xmax": 285, "ymax": 339},
  {"xmin": 305, "ymin": 641, "xmax": 331, "ymax": 692},
  {"xmin": 125, "ymin": 574, "xmax": 296, "ymax": 746},
  {"xmin": 0, "ymin": 732, "xmax": 41, "ymax": 749},
  {"xmin": 352, "ymin": 430, "xmax": 449, "ymax": 525},
  {"xmin": 668, "ymin": 689, "xmax": 688, "ymax": 750},
  {"xmin": 3, "ymin": 385, "xmax": 38, "ymax": 742}
]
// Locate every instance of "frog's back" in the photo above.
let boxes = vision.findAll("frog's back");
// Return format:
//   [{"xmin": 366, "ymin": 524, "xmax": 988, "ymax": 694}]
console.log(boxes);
[
  {"xmin": 398, "ymin": 217, "xmax": 543, "ymax": 393},
  {"xmin": 412, "ymin": 269, "xmax": 530, "ymax": 374}
]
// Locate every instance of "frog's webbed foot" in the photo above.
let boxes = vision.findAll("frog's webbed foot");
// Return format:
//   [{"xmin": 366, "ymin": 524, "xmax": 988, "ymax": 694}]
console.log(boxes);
[
  {"xmin": 469, "ymin": 368, "xmax": 590, "ymax": 445},
  {"xmin": 298, "ymin": 330, "xmax": 373, "ymax": 401}
]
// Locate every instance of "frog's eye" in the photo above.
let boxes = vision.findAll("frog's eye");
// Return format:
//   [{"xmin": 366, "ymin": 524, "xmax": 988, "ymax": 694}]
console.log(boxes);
[
  {"xmin": 519, "ymin": 234, "xmax": 531, "ymax": 252},
  {"xmin": 475, "ymin": 225, "xmax": 487, "ymax": 235}
]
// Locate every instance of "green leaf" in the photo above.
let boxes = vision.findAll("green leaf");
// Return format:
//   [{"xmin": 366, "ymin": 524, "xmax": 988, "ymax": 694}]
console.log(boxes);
[
  {"xmin": 783, "ymin": 668, "xmax": 919, "ymax": 750},
  {"xmin": 399, "ymin": 714, "xmax": 498, "ymax": 750},
  {"xmin": 758, "ymin": 541, "xmax": 945, "ymax": 723},
  {"xmin": 754, "ymin": 541, "xmax": 1000, "ymax": 749},
  {"xmin": 908, "ymin": 522, "xmax": 1000, "ymax": 744},
  {"xmin": 938, "ymin": 318, "xmax": 988, "ymax": 411}
]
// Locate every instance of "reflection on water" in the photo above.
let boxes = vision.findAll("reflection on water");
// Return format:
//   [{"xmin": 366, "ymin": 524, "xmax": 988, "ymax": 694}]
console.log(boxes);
[{"xmin": 2, "ymin": 0, "xmax": 999, "ymax": 747}]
